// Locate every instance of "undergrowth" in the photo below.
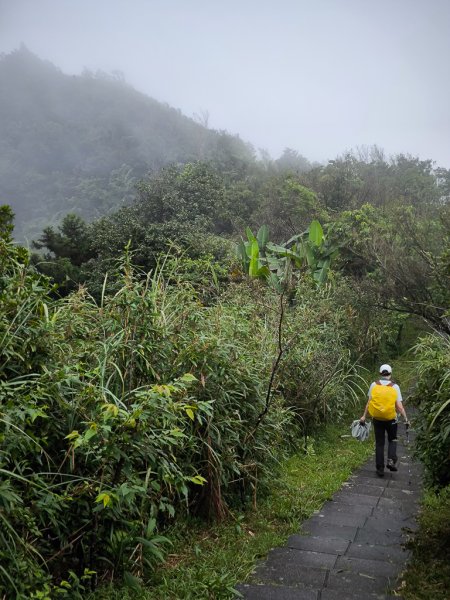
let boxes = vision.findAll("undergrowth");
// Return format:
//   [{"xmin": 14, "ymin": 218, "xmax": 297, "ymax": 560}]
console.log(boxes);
[
  {"xmin": 92, "ymin": 421, "xmax": 373, "ymax": 600},
  {"xmin": 399, "ymin": 486, "xmax": 450, "ymax": 600}
]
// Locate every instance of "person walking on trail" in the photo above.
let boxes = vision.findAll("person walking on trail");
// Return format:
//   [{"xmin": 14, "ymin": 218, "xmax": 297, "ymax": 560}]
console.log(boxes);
[{"xmin": 360, "ymin": 364, "xmax": 409, "ymax": 477}]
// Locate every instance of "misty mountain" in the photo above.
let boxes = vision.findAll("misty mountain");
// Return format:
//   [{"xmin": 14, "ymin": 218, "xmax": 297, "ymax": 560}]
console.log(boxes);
[{"xmin": 0, "ymin": 46, "xmax": 255, "ymax": 239}]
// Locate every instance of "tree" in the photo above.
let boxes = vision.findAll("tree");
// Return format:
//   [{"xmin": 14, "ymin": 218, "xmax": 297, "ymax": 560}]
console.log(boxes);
[
  {"xmin": 309, "ymin": 154, "xmax": 363, "ymax": 211},
  {"xmin": 274, "ymin": 148, "xmax": 311, "ymax": 174},
  {"xmin": 255, "ymin": 173, "xmax": 327, "ymax": 241},
  {"xmin": 32, "ymin": 214, "xmax": 94, "ymax": 293},
  {"xmin": 33, "ymin": 213, "xmax": 93, "ymax": 266},
  {"xmin": 332, "ymin": 204, "xmax": 450, "ymax": 334},
  {"xmin": 0, "ymin": 204, "xmax": 14, "ymax": 240},
  {"xmin": 389, "ymin": 154, "xmax": 441, "ymax": 207}
]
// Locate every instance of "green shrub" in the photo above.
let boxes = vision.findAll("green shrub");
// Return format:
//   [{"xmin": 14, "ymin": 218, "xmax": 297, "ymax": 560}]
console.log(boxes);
[
  {"xmin": 412, "ymin": 334, "xmax": 450, "ymax": 487},
  {"xmin": 401, "ymin": 486, "xmax": 450, "ymax": 599},
  {"xmin": 277, "ymin": 276, "xmax": 365, "ymax": 427},
  {"xmin": 0, "ymin": 246, "xmax": 292, "ymax": 596}
]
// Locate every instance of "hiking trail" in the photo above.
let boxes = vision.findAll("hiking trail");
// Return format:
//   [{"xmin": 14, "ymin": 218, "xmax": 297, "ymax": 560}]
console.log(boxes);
[{"xmin": 236, "ymin": 420, "xmax": 422, "ymax": 600}]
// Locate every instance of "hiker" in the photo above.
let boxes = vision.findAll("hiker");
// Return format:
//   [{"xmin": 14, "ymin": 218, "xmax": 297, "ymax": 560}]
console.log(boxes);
[{"xmin": 359, "ymin": 364, "xmax": 409, "ymax": 477}]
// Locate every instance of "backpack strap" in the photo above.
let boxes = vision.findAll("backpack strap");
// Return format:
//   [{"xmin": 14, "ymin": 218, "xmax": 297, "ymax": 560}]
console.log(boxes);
[{"xmin": 376, "ymin": 379, "xmax": 395, "ymax": 387}]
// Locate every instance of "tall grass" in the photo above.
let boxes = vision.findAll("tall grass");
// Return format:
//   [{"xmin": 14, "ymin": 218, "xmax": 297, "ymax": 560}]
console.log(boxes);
[
  {"xmin": 1, "ymin": 240, "xmax": 371, "ymax": 597},
  {"xmin": 412, "ymin": 333, "xmax": 450, "ymax": 487}
]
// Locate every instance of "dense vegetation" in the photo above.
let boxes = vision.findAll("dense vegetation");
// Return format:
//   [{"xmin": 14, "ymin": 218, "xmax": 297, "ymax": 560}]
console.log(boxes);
[
  {"xmin": 94, "ymin": 425, "xmax": 373, "ymax": 600},
  {"xmin": 401, "ymin": 486, "xmax": 450, "ymax": 600},
  {"xmin": 1, "ymin": 47, "xmax": 450, "ymax": 599},
  {"xmin": 1, "ymin": 205, "xmax": 377, "ymax": 597}
]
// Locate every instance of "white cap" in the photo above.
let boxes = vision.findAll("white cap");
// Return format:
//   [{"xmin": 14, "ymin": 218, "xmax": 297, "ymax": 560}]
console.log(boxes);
[{"xmin": 379, "ymin": 364, "xmax": 392, "ymax": 375}]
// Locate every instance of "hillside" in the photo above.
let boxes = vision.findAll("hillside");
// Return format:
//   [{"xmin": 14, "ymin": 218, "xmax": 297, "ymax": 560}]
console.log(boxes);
[{"xmin": 0, "ymin": 46, "xmax": 255, "ymax": 239}]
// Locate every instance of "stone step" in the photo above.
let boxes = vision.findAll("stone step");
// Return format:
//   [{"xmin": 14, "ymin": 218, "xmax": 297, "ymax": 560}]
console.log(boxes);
[
  {"xmin": 308, "ymin": 511, "xmax": 367, "ymax": 528},
  {"xmin": 301, "ymin": 521, "xmax": 359, "ymax": 541},
  {"xmin": 321, "ymin": 589, "xmax": 400, "ymax": 600},
  {"xmin": 372, "ymin": 506, "xmax": 417, "ymax": 519},
  {"xmin": 236, "ymin": 436, "xmax": 421, "ymax": 600},
  {"xmin": 345, "ymin": 475, "xmax": 390, "ymax": 488},
  {"xmin": 377, "ymin": 496, "xmax": 419, "ymax": 511},
  {"xmin": 335, "ymin": 555, "xmax": 399, "ymax": 578},
  {"xmin": 316, "ymin": 500, "xmax": 374, "ymax": 517},
  {"xmin": 252, "ymin": 558, "xmax": 328, "ymax": 588},
  {"xmin": 265, "ymin": 547, "xmax": 338, "ymax": 570},
  {"xmin": 346, "ymin": 541, "xmax": 411, "ymax": 563},
  {"xmin": 381, "ymin": 487, "xmax": 421, "ymax": 501},
  {"xmin": 332, "ymin": 491, "xmax": 380, "ymax": 506},
  {"xmin": 354, "ymin": 528, "xmax": 406, "ymax": 546},
  {"xmin": 340, "ymin": 483, "xmax": 386, "ymax": 497},
  {"xmin": 387, "ymin": 478, "xmax": 421, "ymax": 490},
  {"xmin": 235, "ymin": 583, "xmax": 318, "ymax": 599},
  {"xmin": 356, "ymin": 466, "xmax": 421, "ymax": 480},
  {"xmin": 287, "ymin": 535, "xmax": 349, "ymax": 555},
  {"xmin": 363, "ymin": 515, "xmax": 419, "ymax": 533},
  {"xmin": 325, "ymin": 569, "xmax": 392, "ymax": 595},
  {"xmin": 236, "ymin": 583, "xmax": 400, "ymax": 600}
]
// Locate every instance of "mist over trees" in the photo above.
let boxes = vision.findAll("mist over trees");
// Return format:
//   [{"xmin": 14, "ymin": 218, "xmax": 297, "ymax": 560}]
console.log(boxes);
[
  {"xmin": 3, "ymin": 47, "xmax": 447, "ymax": 247},
  {"xmin": 0, "ymin": 46, "xmax": 256, "ymax": 239}
]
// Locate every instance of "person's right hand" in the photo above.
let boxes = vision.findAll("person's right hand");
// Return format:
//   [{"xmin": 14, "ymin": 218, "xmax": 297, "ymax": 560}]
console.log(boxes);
[{"xmin": 359, "ymin": 415, "xmax": 366, "ymax": 423}]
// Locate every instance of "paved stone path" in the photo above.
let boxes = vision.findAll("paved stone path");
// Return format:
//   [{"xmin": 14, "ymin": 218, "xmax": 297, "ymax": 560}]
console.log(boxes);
[{"xmin": 236, "ymin": 424, "xmax": 422, "ymax": 600}]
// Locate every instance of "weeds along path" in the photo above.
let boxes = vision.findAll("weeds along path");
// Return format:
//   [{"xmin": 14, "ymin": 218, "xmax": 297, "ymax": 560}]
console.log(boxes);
[
  {"xmin": 237, "ymin": 416, "xmax": 423, "ymax": 600},
  {"xmin": 92, "ymin": 358, "xmax": 421, "ymax": 600},
  {"xmin": 92, "ymin": 424, "xmax": 374, "ymax": 600}
]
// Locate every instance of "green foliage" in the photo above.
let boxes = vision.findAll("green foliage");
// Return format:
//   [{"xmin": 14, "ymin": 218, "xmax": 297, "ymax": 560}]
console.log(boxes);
[
  {"xmin": 33, "ymin": 214, "xmax": 93, "ymax": 267},
  {"xmin": 80, "ymin": 162, "xmax": 234, "ymax": 288},
  {"xmin": 255, "ymin": 174, "xmax": 327, "ymax": 241},
  {"xmin": 400, "ymin": 486, "xmax": 450, "ymax": 599},
  {"xmin": 274, "ymin": 148, "xmax": 312, "ymax": 174},
  {"xmin": 1, "ymin": 206, "xmax": 381, "ymax": 596},
  {"xmin": 91, "ymin": 423, "xmax": 372, "ymax": 600},
  {"xmin": 302, "ymin": 149, "xmax": 442, "ymax": 212},
  {"xmin": 237, "ymin": 221, "xmax": 337, "ymax": 289},
  {"xmin": 31, "ymin": 214, "xmax": 95, "ymax": 294},
  {"xmin": 2, "ymin": 51, "xmax": 449, "ymax": 594},
  {"xmin": 0, "ymin": 238, "xmax": 295, "ymax": 596},
  {"xmin": 412, "ymin": 334, "xmax": 450, "ymax": 487},
  {"xmin": 0, "ymin": 204, "xmax": 14, "ymax": 240},
  {"xmin": 236, "ymin": 226, "xmax": 271, "ymax": 281},
  {"xmin": 0, "ymin": 235, "xmax": 54, "ymax": 379},
  {"xmin": 331, "ymin": 203, "xmax": 450, "ymax": 335},
  {"xmin": 277, "ymin": 279, "xmax": 365, "ymax": 426}
]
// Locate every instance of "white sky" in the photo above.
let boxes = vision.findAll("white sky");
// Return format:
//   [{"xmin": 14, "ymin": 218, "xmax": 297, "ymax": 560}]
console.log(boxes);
[{"xmin": 1, "ymin": 0, "xmax": 449, "ymax": 167}]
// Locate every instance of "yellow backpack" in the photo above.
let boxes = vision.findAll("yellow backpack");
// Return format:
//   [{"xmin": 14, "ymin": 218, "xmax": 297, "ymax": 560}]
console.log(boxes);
[{"xmin": 368, "ymin": 381, "xmax": 397, "ymax": 420}]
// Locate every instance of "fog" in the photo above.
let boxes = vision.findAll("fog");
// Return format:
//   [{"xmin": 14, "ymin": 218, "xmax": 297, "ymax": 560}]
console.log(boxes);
[{"xmin": 1, "ymin": 0, "xmax": 449, "ymax": 166}]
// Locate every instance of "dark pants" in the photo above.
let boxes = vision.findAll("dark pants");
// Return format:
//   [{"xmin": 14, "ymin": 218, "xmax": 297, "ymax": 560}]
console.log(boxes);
[{"xmin": 373, "ymin": 418, "xmax": 398, "ymax": 470}]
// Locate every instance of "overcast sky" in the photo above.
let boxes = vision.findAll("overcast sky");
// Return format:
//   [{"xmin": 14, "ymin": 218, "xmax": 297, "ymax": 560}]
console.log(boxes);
[{"xmin": 1, "ymin": 0, "xmax": 449, "ymax": 167}]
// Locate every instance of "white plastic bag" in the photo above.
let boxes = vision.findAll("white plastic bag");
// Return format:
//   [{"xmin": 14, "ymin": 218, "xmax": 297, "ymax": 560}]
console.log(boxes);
[{"xmin": 351, "ymin": 419, "xmax": 372, "ymax": 442}]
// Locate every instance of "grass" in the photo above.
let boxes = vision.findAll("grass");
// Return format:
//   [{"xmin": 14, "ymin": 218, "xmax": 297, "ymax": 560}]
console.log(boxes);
[
  {"xmin": 92, "ymin": 421, "xmax": 373, "ymax": 600},
  {"xmin": 398, "ymin": 486, "xmax": 450, "ymax": 599}
]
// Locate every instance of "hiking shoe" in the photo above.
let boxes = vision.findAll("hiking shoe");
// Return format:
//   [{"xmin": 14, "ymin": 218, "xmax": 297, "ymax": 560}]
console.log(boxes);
[
  {"xmin": 376, "ymin": 467, "xmax": 385, "ymax": 477},
  {"xmin": 387, "ymin": 459, "xmax": 398, "ymax": 472}
]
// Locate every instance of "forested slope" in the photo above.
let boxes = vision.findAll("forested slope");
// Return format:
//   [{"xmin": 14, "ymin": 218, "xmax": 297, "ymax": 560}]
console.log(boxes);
[{"xmin": 0, "ymin": 46, "xmax": 254, "ymax": 240}]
